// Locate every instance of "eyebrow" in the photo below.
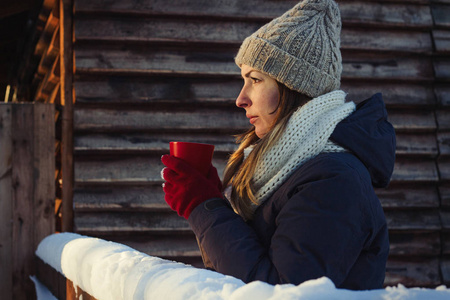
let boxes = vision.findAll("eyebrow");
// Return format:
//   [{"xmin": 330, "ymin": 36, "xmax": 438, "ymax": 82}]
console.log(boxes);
[{"xmin": 242, "ymin": 70, "xmax": 259, "ymax": 79}]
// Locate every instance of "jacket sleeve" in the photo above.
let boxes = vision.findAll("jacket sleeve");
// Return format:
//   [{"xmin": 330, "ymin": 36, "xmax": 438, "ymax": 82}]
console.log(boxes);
[{"xmin": 188, "ymin": 159, "xmax": 375, "ymax": 286}]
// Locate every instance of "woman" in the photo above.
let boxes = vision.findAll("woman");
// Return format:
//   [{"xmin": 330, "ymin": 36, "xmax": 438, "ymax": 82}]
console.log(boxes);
[{"xmin": 161, "ymin": 0, "xmax": 395, "ymax": 290}]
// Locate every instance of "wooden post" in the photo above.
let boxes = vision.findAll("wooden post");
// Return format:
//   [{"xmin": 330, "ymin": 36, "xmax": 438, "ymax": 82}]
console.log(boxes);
[
  {"xmin": 0, "ymin": 103, "xmax": 55, "ymax": 300},
  {"xmin": 0, "ymin": 105, "xmax": 13, "ymax": 300},
  {"xmin": 66, "ymin": 280, "xmax": 98, "ymax": 300},
  {"xmin": 60, "ymin": 0, "xmax": 74, "ymax": 232},
  {"xmin": 11, "ymin": 104, "xmax": 36, "ymax": 299},
  {"xmin": 33, "ymin": 104, "xmax": 56, "ymax": 251}
]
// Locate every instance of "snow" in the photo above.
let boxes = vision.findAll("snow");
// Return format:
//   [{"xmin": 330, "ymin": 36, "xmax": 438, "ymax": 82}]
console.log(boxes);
[
  {"xmin": 35, "ymin": 233, "xmax": 450, "ymax": 300},
  {"xmin": 30, "ymin": 276, "xmax": 58, "ymax": 300}
]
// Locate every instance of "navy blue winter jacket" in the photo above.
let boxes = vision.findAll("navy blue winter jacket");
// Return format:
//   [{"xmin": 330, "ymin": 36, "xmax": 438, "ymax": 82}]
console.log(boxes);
[{"xmin": 188, "ymin": 93, "xmax": 396, "ymax": 290}]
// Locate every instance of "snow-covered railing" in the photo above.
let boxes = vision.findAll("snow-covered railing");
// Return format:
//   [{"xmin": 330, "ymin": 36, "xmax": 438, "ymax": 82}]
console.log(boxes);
[{"xmin": 34, "ymin": 233, "xmax": 450, "ymax": 300}]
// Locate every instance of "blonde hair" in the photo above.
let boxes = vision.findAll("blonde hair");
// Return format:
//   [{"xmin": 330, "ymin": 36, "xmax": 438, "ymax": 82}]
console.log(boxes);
[{"xmin": 223, "ymin": 82, "xmax": 312, "ymax": 220}]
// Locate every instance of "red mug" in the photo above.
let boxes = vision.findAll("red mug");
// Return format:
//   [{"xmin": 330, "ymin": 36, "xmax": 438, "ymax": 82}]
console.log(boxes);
[{"xmin": 169, "ymin": 142, "xmax": 215, "ymax": 176}]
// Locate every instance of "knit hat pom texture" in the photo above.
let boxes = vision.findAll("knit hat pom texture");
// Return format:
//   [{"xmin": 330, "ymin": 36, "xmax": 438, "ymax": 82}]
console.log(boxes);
[{"xmin": 235, "ymin": 0, "xmax": 342, "ymax": 98}]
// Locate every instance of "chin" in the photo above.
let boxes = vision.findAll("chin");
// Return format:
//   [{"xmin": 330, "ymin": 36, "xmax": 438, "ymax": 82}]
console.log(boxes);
[{"xmin": 255, "ymin": 129, "xmax": 267, "ymax": 139}]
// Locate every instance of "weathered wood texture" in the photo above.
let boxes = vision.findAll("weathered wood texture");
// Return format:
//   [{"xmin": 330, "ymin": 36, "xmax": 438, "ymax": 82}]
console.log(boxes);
[
  {"xmin": 37, "ymin": 255, "xmax": 99, "ymax": 300},
  {"xmin": 36, "ymin": 257, "xmax": 66, "ymax": 300},
  {"xmin": 0, "ymin": 103, "xmax": 13, "ymax": 300},
  {"xmin": 67, "ymin": 279, "xmax": 97, "ymax": 300},
  {"xmin": 14, "ymin": 0, "xmax": 63, "ymax": 233},
  {"xmin": 60, "ymin": 0, "xmax": 74, "ymax": 232},
  {"xmin": 434, "ymin": 0, "xmax": 450, "ymax": 288},
  {"xmin": 71, "ymin": 0, "xmax": 449, "ymax": 287},
  {"xmin": 0, "ymin": 103, "xmax": 55, "ymax": 300},
  {"xmin": 13, "ymin": 0, "xmax": 60, "ymax": 104}
]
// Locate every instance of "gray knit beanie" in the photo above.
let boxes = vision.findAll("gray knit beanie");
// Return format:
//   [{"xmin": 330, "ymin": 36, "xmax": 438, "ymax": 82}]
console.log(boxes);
[{"xmin": 235, "ymin": 0, "xmax": 342, "ymax": 98}]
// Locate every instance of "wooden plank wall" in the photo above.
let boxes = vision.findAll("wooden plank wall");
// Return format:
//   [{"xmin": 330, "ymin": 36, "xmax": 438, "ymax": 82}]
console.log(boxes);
[
  {"xmin": 0, "ymin": 105, "xmax": 14, "ymax": 300},
  {"xmin": 433, "ymin": 0, "xmax": 450, "ymax": 287},
  {"xmin": 14, "ymin": 0, "xmax": 63, "ymax": 230},
  {"xmin": 0, "ymin": 103, "xmax": 55, "ymax": 300},
  {"xmin": 71, "ymin": 0, "xmax": 449, "ymax": 287}
]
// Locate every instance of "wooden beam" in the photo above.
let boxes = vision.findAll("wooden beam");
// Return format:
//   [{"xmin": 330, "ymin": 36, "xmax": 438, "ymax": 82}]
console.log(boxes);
[
  {"xmin": 74, "ymin": 211, "xmax": 191, "ymax": 235},
  {"xmin": 73, "ymin": 107, "xmax": 247, "ymax": 133},
  {"xmin": 395, "ymin": 133, "xmax": 438, "ymax": 157},
  {"xmin": 388, "ymin": 232, "xmax": 441, "ymax": 256},
  {"xmin": 391, "ymin": 158, "xmax": 439, "ymax": 183},
  {"xmin": 74, "ymin": 17, "xmax": 432, "ymax": 53},
  {"xmin": 385, "ymin": 210, "xmax": 441, "ymax": 231},
  {"xmin": 0, "ymin": 0, "xmax": 38, "ymax": 19},
  {"xmin": 34, "ymin": 4, "xmax": 59, "ymax": 59},
  {"xmin": 436, "ymin": 86, "xmax": 450, "ymax": 106},
  {"xmin": 11, "ymin": 104, "xmax": 36, "ymax": 299},
  {"xmin": 74, "ymin": 47, "xmax": 434, "ymax": 83},
  {"xmin": 0, "ymin": 105, "xmax": 13, "ymax": 300},
  {"xmin": 73, "ymin": 132, "xmax": 237, "ymax": 154},
  {"xmin": 441, "ymin": 211, "xmax": 450, "ymax": 230},
  {"xmin": 36, "ymin": 25, "xmax": 60, "ymax": 78},
  {"xmin": 431, "ymin": 3, "xmax": 450, "ymax": 28},
  {"xmin": 33, "ymin": 103, "xmax": 55, "ymax": 250},
  {"xmin": 72, "ymin": 107, "xmax": 435, "ymax": 134},
  {"xmin": 439, "ymin": 185, "xmax": 450, "ymax": 208},
  {"xmin": 73, "ymin": 78, "xmax": 436, "ymax": 108},
  {"xmin": 434, "ymin": 59, "xmax": 450, "ymax": 80},
  {"xmin": 433, "ymin": 30, "xmax": 450, "ymax": 53},
  {"xmin": 377, "ymin": 186, "xmax": 440, "ymax": 209},
  {"xmin": 436, "ymin": 110, "xmax": 450, "ymax": 131},
  {"xmin": 442, "ymin": 259, "xmax": 450, "ymax": 286},
  {"xmin": 385, "ymin": 258, "xmax": 441, "ymax": 287},
  {"xmin": 60, "ymin": 0, "xmax": 74, "ymax": 232},
  {"xmin": 388, "ymin": 110, "xmax": 436, "ymax": 133},
  {"xmin": 435, "ymin": 159, "xmax": 450, "ymax": 181},
  {"xmin": 34, "ymin": 54, "xmax": 60, "ymax": 102},
  {"xmin": 74, "ymin": 0, "xmax": 434, "ymax": 29},
  {"xmin": 70, "ymin": 132, "xmax": 436, "ymax": 158},
  {"xmin": 73, "ymin": 155, "xmax": 226, "ymax": 186},
  {"xmin": 104, "ymin": 234, "xmax": 201, "ymax": 258}
]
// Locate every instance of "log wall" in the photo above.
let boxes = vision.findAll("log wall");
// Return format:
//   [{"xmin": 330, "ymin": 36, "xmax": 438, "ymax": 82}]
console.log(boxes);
[
  {"xmin": 433, "ymin": 0, "xmax": 450, "ymax": 287},
  {"xmin": 70, "ymin": 0, "xmax": 450, "ymax": 287}
]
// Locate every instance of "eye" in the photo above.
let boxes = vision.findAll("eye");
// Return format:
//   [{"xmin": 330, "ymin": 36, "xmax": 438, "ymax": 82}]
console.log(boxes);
[{"xmin": 250, "ymin": 77, "xmax": 261, "ymax": 83}]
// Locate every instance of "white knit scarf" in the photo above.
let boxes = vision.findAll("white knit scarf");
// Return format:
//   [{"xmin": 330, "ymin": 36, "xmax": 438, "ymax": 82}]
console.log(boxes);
[{"xmin": 250, "ymin": 90, "xmax": 356, "ymax": 211}]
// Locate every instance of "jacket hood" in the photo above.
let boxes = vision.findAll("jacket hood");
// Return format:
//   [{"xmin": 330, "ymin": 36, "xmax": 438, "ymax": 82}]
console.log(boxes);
[{"xmin": 330, "ymin": 93, "xmax": 396, "ymax": 188}]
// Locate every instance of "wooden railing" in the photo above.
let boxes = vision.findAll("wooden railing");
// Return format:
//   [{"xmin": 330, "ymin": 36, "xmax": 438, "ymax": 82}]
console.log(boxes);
[
  {"xmin": 34, "ymin": 233, "xmax": 450, "ymax": 300},
  {"xmin": 36, "ymin": 257, "xmax": 97, "ymax": 300}
]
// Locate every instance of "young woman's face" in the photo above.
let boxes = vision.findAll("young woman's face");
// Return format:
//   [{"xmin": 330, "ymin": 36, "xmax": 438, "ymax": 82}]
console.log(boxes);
[{"xmin": 236, "ymin": 64, "xmax": 280, "ymax": 138}]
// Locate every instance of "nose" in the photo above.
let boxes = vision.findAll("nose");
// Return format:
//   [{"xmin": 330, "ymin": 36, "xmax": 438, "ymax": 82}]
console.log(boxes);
[{"xmin": 236, "ymin": 86, "xmax": 250, "ymax": 108}]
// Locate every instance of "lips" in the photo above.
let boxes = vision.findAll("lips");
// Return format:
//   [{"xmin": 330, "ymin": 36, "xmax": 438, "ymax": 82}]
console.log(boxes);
[{"xmin": 247, "ymin": 115, "xmax": 257, "ymax": 125}]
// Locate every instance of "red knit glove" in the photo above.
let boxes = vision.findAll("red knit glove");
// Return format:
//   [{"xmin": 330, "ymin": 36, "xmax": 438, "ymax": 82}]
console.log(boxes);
[{"xmin": 161, "ymin": 154, "xmax": 223, "ymax": 219}]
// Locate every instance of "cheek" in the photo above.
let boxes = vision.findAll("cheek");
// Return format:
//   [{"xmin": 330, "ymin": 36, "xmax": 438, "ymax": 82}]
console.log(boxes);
[
  {"xmin": 266, "ymin": 87, "xmax": 279, "ymax": 113},
  {"xmin": 261, "ymin": 90, "xmax": 279, "ymax": 126}
]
